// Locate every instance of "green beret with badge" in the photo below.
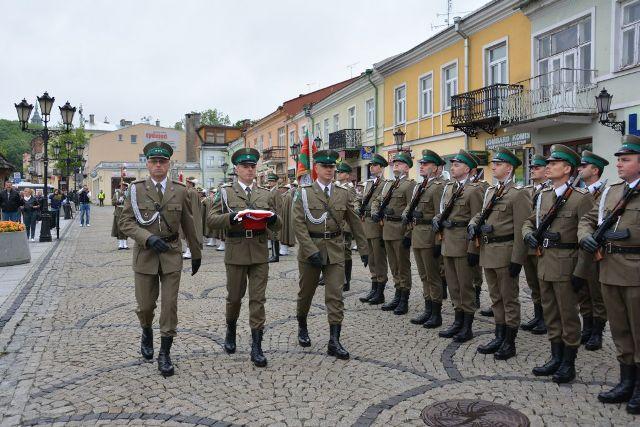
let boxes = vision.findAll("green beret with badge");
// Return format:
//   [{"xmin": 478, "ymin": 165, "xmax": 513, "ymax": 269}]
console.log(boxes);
[
  {"xmin": 393, "ymin": 151, "xmax": 413, "ymax": 168},
  {"xmin": 580, "ymin": 150, "xmax": 609, "ymax": 170},
  {"xmin": 144, "ymin": 141, "xmax": 173, "ymax": 159},
  {"xmin": 369, "ymin": 153, "xmax": 389, "ymax": 167},
  {"xmin": 313, "ymin": 149, "xmax": 340, "ymax": 165},
  {"xmin": 267, "ymin": 172, "xmax": 279, "ymax": 181},
  {"xmin": 546, "ymin": 144, "xmax": 581, "ymax": 167},
  {"xmin": 419, "ymin": 149, "xmax": 445, "ymax": 166},
  {"xmin": 615, "ymin": 134, "xmax": 640, "ymax": 156},
  {"xmin": 232, "ymin": 147, "xmax": 260, "ymax": 165},
  {"xmin": 450, "ymin": 149, "xmax": 478, "ymax": 169},
  {"xmin": 491, "ymin": 147, "xmax": 522, "ymax": 167}
]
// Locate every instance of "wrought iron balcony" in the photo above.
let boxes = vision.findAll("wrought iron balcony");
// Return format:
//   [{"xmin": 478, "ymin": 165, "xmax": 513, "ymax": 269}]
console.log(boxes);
[
  {"xmin": 329, "ymin": 129, "xmax": 362, "ymax": 151},
  {"xmin": 262, "ymin": 146, "xmax": 286, "ymax": 162}
]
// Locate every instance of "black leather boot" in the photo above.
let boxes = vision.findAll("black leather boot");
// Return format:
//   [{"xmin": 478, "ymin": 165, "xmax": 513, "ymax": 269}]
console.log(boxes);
[
  {"xmin": 250, "ymin": 329, "xmax": 267, "ymax": 367},
  {"xmin": 381, "ymin": 289, "xmax": 401, "ymax": 311},
  {"xmin": 598, "ymin": 362, "xmax": 636, "ymax": 404},
  {"xmin": 580, "ymin": 315, "xmax": 593, "ymax": 344},
  {"xmin": 439, "ymin": 310, "xmax": 464, "ymax": 338},
  {"xmin": 141, "ymin": 327, "xmax": 154, "ymax": 360},
  {"xmin": 393, "ymin": 290, "xmax": 410, "ymax": 315},
  {"xmin": 327, "ymin": 324, "xmax": 349, "ymax": 360},
  {"xmin": 531, "ymin": 305, "xmax": 548, "ymax": 335},
  {"xmin": 494, "ymin": 326, "xmax": 518, "ymax": 360},
  {"xmin": 453, "ymin": 312, "xmax": 474, "ymax": 343},
  {"xmin": 368, "ymin": 281, "xmax": 386, "ymax": 305},
  {"xmin": 343, "ymin": 260, "xmax": 352, "ymax": 292},
  {"xmin": 224, "ymin": 320, "xmax": 237, "ymax": 354},
  {"xmin": 521, "ymin": 303, "xmax": 542, "ymax": 331},
  {"xmin": 552, "ymin": 346, "xmax": 578, "ymax": 383},
  {"xmin": 157, "ymin": 336, "xmax": 174, "ymax": 377},
  {"xmin": 424, "ymin": 302, "xmax": 442, "ymax": 328},
  {"xmin": 585, "ymin": 317, "xmax": 605, "ymax": 351},
  {"xmin": 360, "ymin": 280, "xmax": 377, "ymax": 303},
  {"xmin": 480, "ymin": 307, "xmax": 494, "ymax": 317},
  {"xmin": 297, "ymin": 316, "xmax": 311, "ymax": 347},
  {"xmin": 533, "ymin": 341, "xmax": 564, "ymax": 376},
  {"xmin": 477, "ymin": 324, "xmax": 506, "ymax": 354},
  {"xmin": 410, "ymin": 299, "xmax": 432, "ymax": 324},
  {"xmin": 626, "ymin": 364, "xmax": 640, "ymax": 414}
]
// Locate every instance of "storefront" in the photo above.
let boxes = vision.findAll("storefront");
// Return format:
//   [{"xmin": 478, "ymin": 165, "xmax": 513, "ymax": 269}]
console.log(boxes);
[{"xmin": 485, "ymin": 132, "xmax": 535, "ymax": 185}]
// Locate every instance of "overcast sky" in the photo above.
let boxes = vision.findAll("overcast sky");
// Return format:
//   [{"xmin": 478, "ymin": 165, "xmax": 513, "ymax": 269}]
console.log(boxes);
[{"xmin": 1, "ymin": 0, "xmax": 488, "ymax": 127}]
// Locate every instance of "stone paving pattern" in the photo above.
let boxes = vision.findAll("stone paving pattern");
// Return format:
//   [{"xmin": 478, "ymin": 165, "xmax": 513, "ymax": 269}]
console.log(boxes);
[{"xmin": 0, "ymin": 208, "xmax": 637, "ymax": 426}]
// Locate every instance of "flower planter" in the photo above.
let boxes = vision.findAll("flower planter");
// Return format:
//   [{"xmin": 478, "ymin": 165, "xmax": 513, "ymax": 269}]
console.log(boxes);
[{"xmin": 0, "ymin": 230, "xmax": 31, "ymax": 267}]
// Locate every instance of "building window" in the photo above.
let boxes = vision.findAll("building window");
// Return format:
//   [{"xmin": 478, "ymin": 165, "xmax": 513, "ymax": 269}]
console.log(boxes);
[
  {"xmin": 206, "ymin": 156, "xmax": 215, "ymax": 168},
  {"xmin": 289, "ymin": 130, "xmax": 296, "ymax": 147},
  {"xmin": 138, "ymin": 154, "xmax": 146, "ymax": 162},
  {"xmin": 348, "ymin": 106, "xmax": 356, "ymax": 128},
  {"xmin": 268, "ymin": 132, "xmax": 272, "ymax": 148},
  {"xmin": 258, "ymin": 135, "xmax": 263, "ymax": 152},
  {"xmin": 333, "ymin": 114, "xmax": 340, "ymax": 132},
  {"xmin": 118, "ymin": 134, "xmax": 123, "ymax": 142},
  {"xmin": 130, "ymin": 134, "xmax": 137, "ymax": 144},
  {"xmin": 442, "ymin": 64, "xmax": 457, "ymax": 110},
  {"xmin": 323, "ymin": 118, "xmax": 330, "ymax": 143},
  {"xmin": 621, "ymin": 0, "xmax": 640, "ymax": 69},
  {"xmin": 395, "ymin": 85, "xmax": 406, "ymax": 124},
  {"xmin": 314, "ymin": 123, "xmax": 321, "ymax": 139},
  {"xmin": 208, "ymin": 178, "xmax": 215, "ymax": 188},
  {"xmin": 486, "ymin": 42, "xmax": 507, "ymax": 85},
  {"xmin": 419, "ymin": 74, "xmax": 433, "ymax": 117},
  {"xmin": 365, "ymin": 98, "xmax": 375, "ymax": 130},
  {"xmin": 278, "ymin": 127, "xmax": 285, "ymax": 147}
]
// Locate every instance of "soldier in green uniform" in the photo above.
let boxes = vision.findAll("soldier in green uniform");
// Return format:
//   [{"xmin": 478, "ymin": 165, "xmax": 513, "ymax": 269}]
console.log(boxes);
[
  {"xmin": 521, "ymin": 155, "xmax": 549, "ymax": 334},
  {"xmin": 336, "ymin": 162, "xmax": 356, "ymax": 291},
  {"xmin": 279, "ymin": 183, "xmax": 296, "ymax": 255},
  {"xmin": 182, "ymin": 177, "xmax": 203, "ymax": 259},
  {"xmin": 358, "ymin": 154, "xmax": 389, "ymax": 305},
  {"xmin": 522, "ymin": 144, "xmax": 593, "ymax": 384},
  {"xmin": 575, "ymin": 151, "xmax": 609, "ymax": 350},
  {"xmin": 402, "ymin": 150, "xmax": 445, "ymax": 327},
  {"xmin": 207, "ymin": 148, "xmax": 281, "ymax": 367},
  {"xmin": 371, "ymin": 152, "xmax": 416, "ymax": 315},
  {"xmin": 112, "ymin": 183, "xmax": 129, "ymax": 250},
  {"xmin": 266, "ymin": 172, "xmax": 282, "ymax": 263},
  {"xmin": 432, "ymin": 149, "xmax": 484, "ymax": 342},
  {"xmin": 293, "ymin": 150, "xmax": 368, "ymax": 360},
  {"xmin": 469, "ymin": 148, "xmax": 530, "ymax": 360},
  {"xmin": 202, "ymin": 189, "xmax": 216, "ymax": 247},
  {"xmin": 579, "ymin": 134, "xmax": 640, "ymax": 413},
  {"xmin": 119, "ymin": 141, "xmax": 202, "ymax": 377}
]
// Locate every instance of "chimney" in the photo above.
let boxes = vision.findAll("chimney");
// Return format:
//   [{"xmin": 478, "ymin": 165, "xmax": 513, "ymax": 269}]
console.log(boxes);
[
  {"xmin": 184, "ymin": 112, "xmax": 201, "ymax": 163},
  {"xmin": 89, "ymin": 114, "xmax": 95, "ymax": 125},
  {"xmin": 155, "ymin": 120, "xmax": 160, "ymax": 127}
]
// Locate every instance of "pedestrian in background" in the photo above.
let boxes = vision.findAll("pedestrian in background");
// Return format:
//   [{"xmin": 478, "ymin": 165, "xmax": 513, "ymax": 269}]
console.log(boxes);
[
  {"xmin": 97, "ymin": 189, "xmax": 106, "ymax": 207},
  {"xmin": 0, "ymin": 181, "xmax": 23, "ymax": 222},
  {"xmin": 21, "ymin": 188, "xmax": 40, "ymax": 241},
  {"xmin": 78, "ymin": 185, "xmax": 91, "ymax": 227},
  {"xmin": 49, "ymin": 189, "xmax": 64, "ymax": 230}
]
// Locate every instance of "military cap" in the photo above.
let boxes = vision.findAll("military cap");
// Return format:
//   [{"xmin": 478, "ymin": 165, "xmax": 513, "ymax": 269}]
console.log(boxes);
[
  {"xmin": 450, "ymin": 149, "xmax": 478, "ymax": 169},
  {"xmin": 267, "ymin": 172, "xmax": 279, "ymax": 181},
  {"xmin": 393, "ymin": 151, "xmax": 413, "ymax": 168},
  {"xmin": 615, "ymin": 134, "xmax": 640, "ymax": 156},
  {"xmin": 369, "ymin": 153, "xmax": 389, "ymax": 167},
  {"xmin": 232, "ymin": 147, "xmax": 260, "ymax": 165},
  {"xmin": 580, "ymin": 150, "xmax": 609, "ymax": 170},
  {"xmin": 419, "ymin": 149, "xmax": 445, "ymax": 166},
  {"xmin": 144, "ymin": 141, "xmax": 173, "ymax": 159},
  {"xmin": 491, "ymin": 147, "xmax": 522, "ymax": 167},
  {"xmin": 529, "ymin": 154, "xmax": 548, "ymax": 167},
  {"xmin": 547, "ymin": 144, "xmax": 581, "ymax": 167},
  {"xmin": 468, "ymin": 151, "xmax": 482, "ymax": 169},
  {"xmin": 313, "ymin": 149, "xmax": 340, "ymax": 164},
  {"xmin": 336, "ymin": 162, "xmax": 352, "ymax": 173},
  {"xmin": 186, "ymin": 176, "xmax": 198, "ymax": 184}
]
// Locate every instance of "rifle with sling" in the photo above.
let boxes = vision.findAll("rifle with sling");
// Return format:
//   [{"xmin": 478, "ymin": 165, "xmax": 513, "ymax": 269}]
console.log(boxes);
[
  {"xmin": 436, "ymin": 169, "xmax": 483, "ymax": 240},
  {"xmin": 374, "ymin": 176, "xmax": 402, "ymax": 225},
  {"xmin": 359, "ymin": 177, "xmax": 382, "ymax": 219},
  {"xmin": 472, "ymin": 180, "xmax": 508, "ymax": 248},
  {"xmin": 403, "ymin": 172, "xmax": 432, "ymax": 224}
]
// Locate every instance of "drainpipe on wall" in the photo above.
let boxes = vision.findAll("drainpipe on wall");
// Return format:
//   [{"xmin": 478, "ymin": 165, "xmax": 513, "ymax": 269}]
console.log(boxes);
[
  {"xmin": 366, "ymin": 68, "xmax": 378, "ymax": 180},
  {"xmin": 454, "ymin": 16, "xmax": 470, "ymax": 150}
]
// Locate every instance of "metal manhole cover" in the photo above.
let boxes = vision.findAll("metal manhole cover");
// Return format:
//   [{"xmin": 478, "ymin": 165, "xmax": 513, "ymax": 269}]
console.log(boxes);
[{"xmin": 421, "ymin": 399, "xmax": 529, "ymax": 426}]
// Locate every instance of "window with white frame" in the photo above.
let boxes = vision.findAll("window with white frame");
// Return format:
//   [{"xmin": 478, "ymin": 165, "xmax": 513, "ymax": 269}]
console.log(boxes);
[
  {"xmin": 206, "ymin": 156, "xmax": 215, "ymax": 168},
  {"xmin": 442, "ymin": 64, "xmax": 458, "ymax": 110},
  {"xmin": 268, "ymin": 132, "xmax": 272, "ymax": 148},
  {"xmin": 395, "ymin": 85, "xmax": 406, "ymax": 124},
  {"xmin": 258, "ymin": 135, "xmax": 263, "ymax": 152},
  {"xmin": 208, "ymin": 178, "xmax": 215, "ymax": 188},
  {"xmin": 333, "ymin": 114, "xmax": 340, "ymax": 131},
  {"xmin": 365, "ymin": 98, "xmax": 375, "ymax": 129},
  {"xmin": 621, "ymin": 0, "xmax": 640, "ymax": 69},
  {"xmin": 348, "ymin": 106, "xmax": 356, "ymax": 128},
  {"xmin": 315, "ymin": 123, "xmax": 321, "ymax": 139},
  {"xmin": 486, "ymin": 42, "xmax": 507, "ymax": 85},
  {"xmin": 277, "ymin": 127, "xmax": 285, "ymax": 147},
  {"xmin": 419, "ymin": 74, "xmax": 433, "ymax": 117},
  {"xmin": 323, "ymin": 118, "xmax": 330, "ymax": 141},
  {"xmin": 289, "ymin": 130, "xmax": 295, "ymax": 146}
]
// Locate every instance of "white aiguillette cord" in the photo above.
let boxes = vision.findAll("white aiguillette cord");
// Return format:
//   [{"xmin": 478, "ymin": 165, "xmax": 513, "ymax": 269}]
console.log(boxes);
[{"xmin": 130, "ymin": 183, "xmax": 160, "ymax": 226}]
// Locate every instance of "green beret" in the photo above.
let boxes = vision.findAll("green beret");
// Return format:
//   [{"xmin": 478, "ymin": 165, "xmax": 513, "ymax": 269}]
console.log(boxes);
[
  {"xmin": 547, "ymin": 144, "xmax": 580, "ymax": 167},
  {"xmin": 336, "ymin": 162, "xmax": 352, "ymax": 173},
  {"xmin": 491, "ymin": 147, "xmax": 522, "ymax": 168},
  {"xmin": 580, "ymin": 150, "xmax": 609, "ymax": 170},
  {"xmin": 419, "ymin": 149, "xmax": 445, "ymax": 166},
  {"xmin": 267, "ymin": 172, "xmax": 279, "ymax": 181},
  {"xmin": 144, "ymin": 141, "xmax": 173, "ymax": 159},
  {"xmin": 530, "ymin": 154, "xmax": 548, "ymax": 167},
  {"xmin": 450, "ymin": 149, "xmax": 478, "ymax": 169},
  {"xmin": 369, "ymin": 153, "xmax": 388, "ymax": 167},
  {"xmin": 232, "ymin": 148, "xmax": 260, "ymax": 165},
  {"xmin": 393, "ymin": 151, "xmax": 413, "ymax": 168},
  {"xmin": 313, "ymin": 149, "xmax": 340, "ymax": 165},
  {"xmin": 615, "ymin": 134, "xmax": 640, "ymax": 156}
]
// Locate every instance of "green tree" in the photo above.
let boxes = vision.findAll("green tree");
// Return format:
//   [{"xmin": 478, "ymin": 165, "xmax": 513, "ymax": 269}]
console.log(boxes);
[
  {"xmin": 174, "ymin": 120, "xmax": 184, "ymax": 130},
  {"xmin": 199, "ymin": 108, "xmax": 231, "ymax": 126},
  {"xmin": 0, "ymin": 119, "xmax": 38, "ymax": 175},
  {"xmin": 49, "ymin": 127, "xmax": 87, "ymax": 178}
]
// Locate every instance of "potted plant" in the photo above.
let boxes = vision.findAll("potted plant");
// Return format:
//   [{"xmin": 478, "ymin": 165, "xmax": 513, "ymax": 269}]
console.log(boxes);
[{"xmin": 0, "ymin": 221, "xmax": 31, "ymax": 266}]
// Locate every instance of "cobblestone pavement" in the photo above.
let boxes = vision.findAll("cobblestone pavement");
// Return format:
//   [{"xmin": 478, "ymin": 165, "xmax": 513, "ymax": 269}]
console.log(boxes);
[{"xmin": 0, "ymin": 207, "xmax": 637, "ymax": 426}]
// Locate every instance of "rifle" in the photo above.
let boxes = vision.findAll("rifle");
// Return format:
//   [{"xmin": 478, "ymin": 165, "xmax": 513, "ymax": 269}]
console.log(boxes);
[
  {"xmin": 375, "ymin": 176, "xmax": 402, "ymax": 225},
  {"xmin": 473, "ymin": 180, "xmax": 508, "ymax": 248},
  {"xmin": 359, "ymin": 177, "xmax": 382, "ymax": 219},
  {"xmin": 436, "ymin": 169, "xmax": 484, "ymax": 239},
  {"xmin": 403, "ymin": 172, "xmax": 432, "ymax": 224},
  {"xmin": 592, "ymin": 179, "xmax": 608, "ymax": 200},
  {"xmin": 592, "ymin": 180, "xmax": 639, "ymax": 261}
]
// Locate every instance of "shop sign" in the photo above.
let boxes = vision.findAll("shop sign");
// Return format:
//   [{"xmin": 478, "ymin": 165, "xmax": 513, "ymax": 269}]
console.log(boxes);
[
  {"xmin": 486, "ymin": 132, "xmax": 531, "ymax": 150},
  {"xmin": 630, "ymin": 113, "xmax": 640, "ymax": 136},
  {"xmin": 361, "ymin": 146, "xmax": 374, "ymax": 160}
]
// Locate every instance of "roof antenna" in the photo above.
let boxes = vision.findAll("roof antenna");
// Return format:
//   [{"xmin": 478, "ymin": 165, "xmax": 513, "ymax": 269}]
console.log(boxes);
[
  {"xmin": 430, "ymin": 0, "xmax": 470, "ymax": 32},
  {"xmin": 346, "ymin": 62, "xmax": 359, "ymax": 78}
]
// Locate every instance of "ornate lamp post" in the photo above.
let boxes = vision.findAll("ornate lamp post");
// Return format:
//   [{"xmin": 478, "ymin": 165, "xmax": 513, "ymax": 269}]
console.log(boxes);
[
  {"xmin": 393, "ymin": 128, "xmax": 406, "ymax": 152},
  {"xmin": 595, "ymin": 88, "xmax": 626, "ymax": 135},
  {"xmin": 289, "ymin": 140, "xmax": 301, "ymax": 180}
]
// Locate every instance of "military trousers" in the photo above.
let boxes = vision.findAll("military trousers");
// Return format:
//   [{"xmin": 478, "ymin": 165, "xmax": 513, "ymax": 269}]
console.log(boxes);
[
  {"xmin": 485, "ymin": 267, "xmax": 521, "ymax": 327},
  {"xmin": 472, "ymin": 264, "xmax": 483, "ymax": 289},
  {"xmin": 226, "ymin": 263, "xmax": 269, "ymax": 330},
  {"xmin": 601, "ymin": 284, "xmax": 640, "ymax": 364},
  {"xmin": 523, "ymin": 254, "xmax": 541, "ymax": 305},
  {"xmin": 135, "ymin": 271, "xmax": 181, "ymax": 337},
  {"xmin": 578, "ymin": 267, "xmax": 607, "ymax": 320},
  {"xmin": 413, "ymin": 247, "xmax": 443, "ymax": 303},
  {"xmin": 297, "ymin": 261, "xmax": 344, "ymax": 325},
  {"xmin": 367, "ymin": 237, "xmax": 388, "ymax": 284},
  {"xmin": 343, "ymin": 232, "xmax": 353, "ymax": 261},
  {"xmin": 539, "ymin": 279, "xmax": 581, "ymax": 347},
  {"xmin": 384, "ymin": 239, "xmax": 412, "ymax": 291},
  {"xmin": 443, "ymin": 256, "xmax": 476, "ymax": 314}
]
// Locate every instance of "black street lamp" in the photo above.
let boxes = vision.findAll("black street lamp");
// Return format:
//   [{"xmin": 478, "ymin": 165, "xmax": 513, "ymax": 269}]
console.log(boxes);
[
  {"xmin": 314, "ymin": 136, "xmax": 323, "ymax": 150},
  {"xmin": 393, "ymin": 128, "xmax": 406, "ymax": 152},
  {"xmin": 221, "ymin": 161, "xmax": 229, "ymax": 183},
  {"xmin": 596, "ymin": 88, "xmax": 626, "ymax": 135},
  {"xmin": 14, "ymin": 92, "xmax": 75, "ymax": 242},
  {"xmin": 290, "ymin": 140, "xmax": 301, "ymax": 164}
]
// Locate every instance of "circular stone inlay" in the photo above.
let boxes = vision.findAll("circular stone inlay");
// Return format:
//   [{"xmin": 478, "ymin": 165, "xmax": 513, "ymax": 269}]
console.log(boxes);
[{"xmin": 421, "ymin": 399, "xmax": 530, "ymax": 427}]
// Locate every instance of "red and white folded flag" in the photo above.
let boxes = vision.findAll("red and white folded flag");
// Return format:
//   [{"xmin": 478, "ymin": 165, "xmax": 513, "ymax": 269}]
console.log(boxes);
[{"xmin": 233, "ymin": 209, "xmax": 274, "ymax": 230}]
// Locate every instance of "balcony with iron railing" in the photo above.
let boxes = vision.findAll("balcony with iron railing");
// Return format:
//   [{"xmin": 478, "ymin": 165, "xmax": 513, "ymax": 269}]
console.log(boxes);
[
  {"xmin": 262, "ymin": 146, "xmax": 286, "ymax": 162},
  {"xmin": 328, "ymin": 129, "xmax": 362, "ymax": 151}
]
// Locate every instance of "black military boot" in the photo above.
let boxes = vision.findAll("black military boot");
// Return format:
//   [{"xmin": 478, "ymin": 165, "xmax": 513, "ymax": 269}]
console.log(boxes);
[
  {"xmin": 327, "ymin": 324, "xmax": 349, "ymax": 360},
  {"xmin": 477, "ymin": 324, "xmax": 506, "ymax": 354},
  {"xmin": 598, "ymin": 362, "xmax": 636, "ymax": 404},
  {"xmin": 424, "ymin": 302, "xmax": 442, "ymax": 328},
  {"xmin": 268, "ymin": 241, "xmax": 280, "ymax": 263},
  {"xmin": 297, "ymin": 316, "xmax": 311, "ymax": 347},
  {"xmin": 140, "ymin": 327, "xmax": 154, "ymax": 360},
  {"xmin": 439, "ymin": 310, "xmax": 464, "ymax": 338},
  {"xmin": 626, "ymin": 365, "xmax": 640, "ymax": 414},
  {"xmin": 381, "ymin": 289, "xmax": 401, "ymax": 311},
  {"xmin": 343, "ymin": 260, "xmax": 352, "ymax": 292},
  {"xmin": 585, "ymin": 317, "xmax": 606, "ymax": 351},
  {"xmin": 522, "ymin": 303, "xmax": 542, "ymax": 331},
  {"xmin": 494, "ymin": 326, "xmax": 518, "ymax": 360},
  {"xmin": 552, "ymin": 346, "xmax": 578, "ymax": 383},
  {"xmin": 480, "ymin": 307, "xmax": 494, "ymax": 317},
  {"xmin": 157, "ymin": 336, "xmax": 174, "ymax": 377},
  {"xmin": 410, "ymin": 299, "xmax": 432, "ymax": 325},
  {"xmin": 453, "ymin": 312, "xmax": 474, "ymax": 343},
  {"xmin": 368, "ymin": 281, "xmax": 386, "ymax": 305},
  {"xmin": 533, "ymin": 341, "xmax": 564, "ymax": 376},
  {"xmin": 360, "ymin": 280, "xmax": 377, "ymax": 303},
  {"xmin": 223, "ymin": 320, "xmax": 237, "ymax": 354},
  {"xmin": 531, "ymin": 306, "xmax": 548, "ymax": 335},
  {"xmin": 580, "ymin": 315, "xmax": 593, "ymax": 344},
  {"xmin": 393, "ymin": 290, "xmax": 410, "ymax": 315},
  {"xmin": 250, "ymin": 329, "xmax": 267, "ymax": 367},
  {"xmin": 442, "ymin": 277, "xmax": 448, "ymax": 300}
]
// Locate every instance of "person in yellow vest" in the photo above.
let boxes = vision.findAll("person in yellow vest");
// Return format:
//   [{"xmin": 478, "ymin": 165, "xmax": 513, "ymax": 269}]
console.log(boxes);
[{"xmin": 97, "ymin": 189, "xmax": 106, "ymax": 207}]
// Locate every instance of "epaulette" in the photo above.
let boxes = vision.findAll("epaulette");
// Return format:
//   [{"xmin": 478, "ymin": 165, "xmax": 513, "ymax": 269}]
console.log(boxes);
[
  {"xmin": 467, "ymin": 182, "xmax": 480, "ymax": 187},
  {"xmin": 542, "ymin": 187, "xmax": 554, "ymax": 192},
  {"xmin": 523, "ymin": 184, "xmax": 534, "ymax": 189},
  {"xmin": 133, "ymin": 179, "xmax": 146, "ymax": 184},
  {"xmin": 257, "ymin": 185, "xmax": 269, "ymax": 190},
  {"xmin": 301, "ymin": 183, "xmax": 312, "ymax": 188},
  {"xmin": 444, "ymin": 181, "xmax": 455, "ymax": 187},
  {"xmin": 335, "ymin": 182, "xmax": 352, "ymax": 190},
  {"xmin": 574, "ymin": 187, "xmax": 589, "ymax": 194},
  {"xmin": 610, "ymin": 181, "xmax": 625, "ymax": 187},
  {"xmin": 171, "ymin": 180, "xmax": 186, "ymax": 187},
  {"xmin": 221, "ymin": 183, "xmax": 233, "ymax": 187}
]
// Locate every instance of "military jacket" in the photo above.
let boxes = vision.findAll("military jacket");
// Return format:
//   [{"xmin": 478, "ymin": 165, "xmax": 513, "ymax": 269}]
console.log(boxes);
[
  {"xmin": 402, "ymin": 176, "xmax": 444, "ymax": 249},
  {"xmin": 359, "ymin": 176, "xmax": 386, "ymax": 239},
  {"xmin": 370, "ymin": 175, "xmax": 416, "ymax": 241},
  {"xmin": 187, "ymin": 186, "xmax": 203, "ymax": 243},
  {"xmin": 437, "ymin": 181, "xmax": 483, "ymax": 257},
  {"xmin": 337, "ymin": 180, "xmax": 356, "ymax": 234}
]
